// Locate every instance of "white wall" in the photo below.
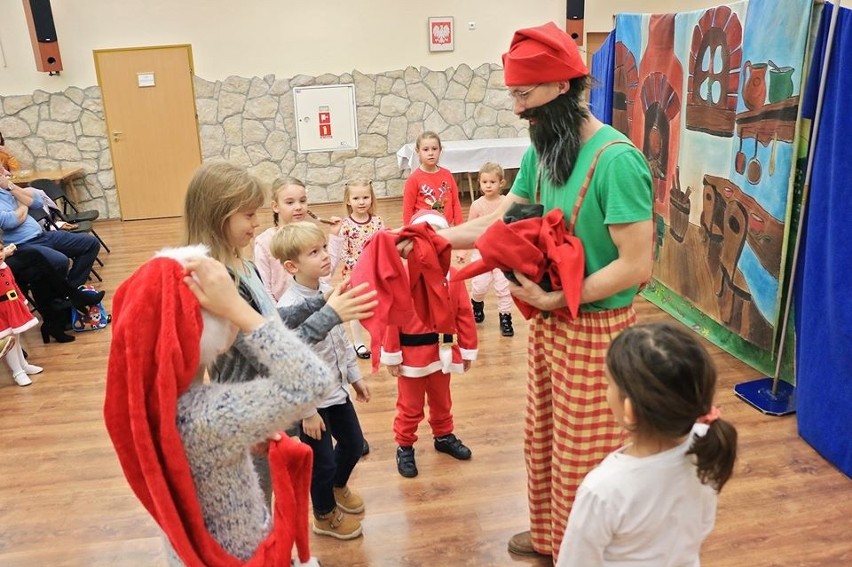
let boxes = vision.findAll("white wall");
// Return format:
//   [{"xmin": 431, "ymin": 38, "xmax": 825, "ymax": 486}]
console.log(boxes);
[
  {"xmin": 1, "ymin": 0, "xmax": 738, "ymax": 95},
  {"xmin": 0, "ymin": 0, "xmax": 562, "ymax": 94}
]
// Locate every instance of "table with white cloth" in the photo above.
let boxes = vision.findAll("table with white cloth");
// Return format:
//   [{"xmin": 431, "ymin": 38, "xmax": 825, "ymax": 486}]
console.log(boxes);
[{"xmin": 396, "ymin": 137, "xmax": 531, "ymax": 200}]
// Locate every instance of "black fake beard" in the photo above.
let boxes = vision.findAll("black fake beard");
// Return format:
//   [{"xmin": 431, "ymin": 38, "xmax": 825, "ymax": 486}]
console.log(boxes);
[{"xmin": 521, "ymin": 90, "xmax": 589, "ymax": 187}]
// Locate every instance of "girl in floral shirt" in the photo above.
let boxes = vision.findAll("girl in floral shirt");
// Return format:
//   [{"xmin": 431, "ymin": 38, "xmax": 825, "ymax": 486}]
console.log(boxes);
[{"xmin": 332, "ymin": 179, "xmax": 384, "ymax": 359}]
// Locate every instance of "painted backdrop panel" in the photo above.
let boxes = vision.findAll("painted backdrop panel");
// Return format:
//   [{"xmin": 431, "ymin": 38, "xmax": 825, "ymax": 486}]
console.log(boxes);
[{"xmin": 614, "ymin": 0, "xmax": 812, "ymax": 355}]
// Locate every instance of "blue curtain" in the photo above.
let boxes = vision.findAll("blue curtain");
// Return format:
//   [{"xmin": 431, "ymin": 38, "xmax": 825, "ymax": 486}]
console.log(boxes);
[
  {"xmin": 795, "ymin": 2, "xmax": 852, "ymax": 477},
  {"xmin": 589, "ymin": 31, "xmax": 615, "ymax": 124}
]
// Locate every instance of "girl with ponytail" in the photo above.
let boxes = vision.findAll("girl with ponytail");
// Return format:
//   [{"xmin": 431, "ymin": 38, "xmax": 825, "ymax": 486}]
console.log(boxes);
[{"xmin": 556, "ymin": 322, "xmax": 738, "ymax": 567}]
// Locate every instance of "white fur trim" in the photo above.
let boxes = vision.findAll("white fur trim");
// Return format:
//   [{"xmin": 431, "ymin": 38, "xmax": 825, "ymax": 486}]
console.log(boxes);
[
  {"xmin": 292, "ymin": 558, "xmax": 321, "ymax": 567},
  {"xmin": 154, "ymin": 244, "xmax": 211, "ymax": 265},
  {"xmin": 399, "ymin": 361, "xmax": 464, "ymax": 377},
  {"xmin": 153, "ymin": 245, "xmax": 231, "ymax": 365},
  {"xmin": 380, "ymin": 349, "xmax": 403, "ymax": 366},
  {"xmin": 199, "ymin": 310, "xmax": 236, "ymax": 366},
  {"xmin": 459, "ymin": 347, "xmax": 478, "ymax": 361},
  {"xmin": 439, "ymin": 343, "xmax": 454, "ymax": 373},
  {"xmin": 410, "ymin": 211, "xmax": 449, "ymax": 230}
]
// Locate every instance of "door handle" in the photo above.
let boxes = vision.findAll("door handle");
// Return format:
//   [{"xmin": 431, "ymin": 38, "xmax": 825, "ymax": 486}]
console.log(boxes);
[{"xmin": 112, "ymin": 131, "xmax": 123, "ymax": 141}]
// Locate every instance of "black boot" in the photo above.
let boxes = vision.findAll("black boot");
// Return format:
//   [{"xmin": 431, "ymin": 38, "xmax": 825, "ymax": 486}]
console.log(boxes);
[
  {"xmin": 471, "ymin": 299, "xmax": 485, "ymax": 323},
  {"xmin": 499, "ymin": 313, "xmax": 514, "ymax": 337},
  {"xmin": 41, "ymin": 304, "xmax": 75, "ymax": 344}
]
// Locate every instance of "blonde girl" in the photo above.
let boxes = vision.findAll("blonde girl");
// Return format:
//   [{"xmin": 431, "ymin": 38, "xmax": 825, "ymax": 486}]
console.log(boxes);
[
  {"xmin": 254, "ymin": 177, "xmax": 343, "ymax": 302},
  {"xmin": 465, "ymin": 162, "xmax": 514, "ymax": 337},
  {"xmin": 254, "ymin": 177, "xmax": 309, "ymax": 302},
  {"xmin": 334, "ymin": 179, "xmax": 384, "ymax": 359},
  {"xmin": 402, "ymin": 131, "xmax": 463, "ymax": 227},
  {"xmin": 183, "ymin": 161, "xmax": 378, "ymax": 502}
]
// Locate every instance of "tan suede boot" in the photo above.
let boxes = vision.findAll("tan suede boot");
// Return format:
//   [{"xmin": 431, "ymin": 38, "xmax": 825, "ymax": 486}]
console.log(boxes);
[
  {"xmin": 312, "ymin": 506, "xmax": 363, "ymax": 540},
  {"xmin": 333, "ymin": 485, "xmax": 364, "ymax": 514}
]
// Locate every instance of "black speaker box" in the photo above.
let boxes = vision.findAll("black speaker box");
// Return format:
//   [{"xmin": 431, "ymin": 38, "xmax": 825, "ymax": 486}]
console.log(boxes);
[
  {"xmin": 566, "ymin": 0, "xmax": 585, "ymax": 46},
  {"xmin": 567, "ymin": 0, "xmax": 584, "ymax": 20},
  {"xmin": 23, "ymin": 0, "xmax": 63, "ymax": 73}
]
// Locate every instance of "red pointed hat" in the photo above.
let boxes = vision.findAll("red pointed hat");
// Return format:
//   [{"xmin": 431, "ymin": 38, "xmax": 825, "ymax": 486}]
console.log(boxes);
[
  {"xmin": 502, "ymin": 21, "xmax": 588, "ymax": 86},
  {"xmin": 104, "ymin": 249, "xmax": 316, "ymax": 567}
]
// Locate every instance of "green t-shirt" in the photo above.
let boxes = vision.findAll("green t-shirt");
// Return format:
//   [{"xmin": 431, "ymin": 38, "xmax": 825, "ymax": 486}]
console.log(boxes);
[{"xmin": 510, "ymin": 125, "xmax": 653, "ymax": 311}]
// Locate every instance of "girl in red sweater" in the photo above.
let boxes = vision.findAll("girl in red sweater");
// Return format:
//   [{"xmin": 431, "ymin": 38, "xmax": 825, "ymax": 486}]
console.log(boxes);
[{"xmin": 402, "ymin": 131, "xmax": 463, "ymax": 227}]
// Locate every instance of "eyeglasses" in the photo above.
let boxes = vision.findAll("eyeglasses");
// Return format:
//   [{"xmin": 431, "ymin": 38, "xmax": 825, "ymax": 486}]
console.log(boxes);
[{"xmin": 507, "ymin": 84, "xmax": 541, "ymax": 102}]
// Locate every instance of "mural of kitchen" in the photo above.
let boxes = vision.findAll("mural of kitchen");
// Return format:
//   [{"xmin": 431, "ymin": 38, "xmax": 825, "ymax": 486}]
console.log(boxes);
[{"xmin": 612, "ymin": 0, "xmax": 813, "ymax": 355}]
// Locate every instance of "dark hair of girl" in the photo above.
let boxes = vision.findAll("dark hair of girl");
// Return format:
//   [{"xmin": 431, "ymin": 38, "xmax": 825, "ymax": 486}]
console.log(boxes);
[{"xmin": 606, "ymin": 323, "xmax": 738, "ymax": 491}]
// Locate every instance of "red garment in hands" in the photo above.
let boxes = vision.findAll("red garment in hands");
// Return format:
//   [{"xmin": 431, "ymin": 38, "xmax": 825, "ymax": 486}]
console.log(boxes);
[
  {"xmin": 349, "ymin": 230, "xmax": 416, "ymax": 372},
  {"xmin": 453, "ymin": 209, "xmax": 585, "ymax": 321},
  {"xmin": 397, "ymin": 222, "xmax": 455, "ymax": 334}
]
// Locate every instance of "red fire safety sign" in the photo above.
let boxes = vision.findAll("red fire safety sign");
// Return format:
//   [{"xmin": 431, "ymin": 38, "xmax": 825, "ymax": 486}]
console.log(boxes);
[{"xmin": 318, "ymin": 107, "xmax": 332, "ymax": 138}]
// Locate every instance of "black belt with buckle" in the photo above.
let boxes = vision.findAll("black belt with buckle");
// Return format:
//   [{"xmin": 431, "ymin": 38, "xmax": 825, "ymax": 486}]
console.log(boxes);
[
  {"xmin": 399, "ymin": 332, "xmax": 454, "ymax": 347},
  {"xmin": 0, "ymin": 290, "xmax": 19, "ymax": 302}
]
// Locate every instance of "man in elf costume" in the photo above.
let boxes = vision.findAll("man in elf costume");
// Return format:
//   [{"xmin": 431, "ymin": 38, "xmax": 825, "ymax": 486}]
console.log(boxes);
[{"xmin": 400, "ymin": 22, "xmax": 653, "ymax": 561}]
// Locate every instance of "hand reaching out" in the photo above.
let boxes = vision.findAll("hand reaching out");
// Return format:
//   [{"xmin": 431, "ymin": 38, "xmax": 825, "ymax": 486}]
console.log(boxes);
[
  {"xmin": 183, "ymin": 257, "xmax": 265, "ymax": 331},
  {"xmin": 325, "ymin": 279, "xmax": 378, "ymax": 322}
]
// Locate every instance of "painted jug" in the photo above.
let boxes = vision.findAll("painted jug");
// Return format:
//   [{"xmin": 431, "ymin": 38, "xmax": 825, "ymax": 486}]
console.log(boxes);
[
  {"xmin": 769, "ymin": 66, "xmax": 795, "ymax": 103},
  {"xmin": 742, "ymin": 61, "xmax": 767, "ymax": 111}
]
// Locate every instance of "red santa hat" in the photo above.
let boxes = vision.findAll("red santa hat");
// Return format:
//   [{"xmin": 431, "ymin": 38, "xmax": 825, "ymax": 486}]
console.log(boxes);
[
  {"xmin": 502, "ymin": 21, "xmax": 588, "ymax": 86},
  {"xmin": 103, "ymin": 246, "xmax": 317, "ymax": 567}
]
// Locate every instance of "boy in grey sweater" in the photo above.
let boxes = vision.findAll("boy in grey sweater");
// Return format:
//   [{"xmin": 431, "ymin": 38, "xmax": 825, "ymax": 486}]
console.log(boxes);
[{"xmin": 274, "ymin": 222, "xmax": 370, "ymax": 541}]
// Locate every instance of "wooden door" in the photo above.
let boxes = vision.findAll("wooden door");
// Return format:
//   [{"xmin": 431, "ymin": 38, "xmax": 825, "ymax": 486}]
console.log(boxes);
[
  {"xmin": 94, "ymin": 45, "xmax": 201, "ymax": 220},
  {"xmin": 587, "ymin": 32, "xmax": 611, "ymax": 61}
]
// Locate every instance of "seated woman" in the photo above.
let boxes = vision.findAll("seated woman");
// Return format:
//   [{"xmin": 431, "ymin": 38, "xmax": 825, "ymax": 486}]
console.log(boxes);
[
  {"xmin": 0, "ymin": 130, "xmax": 20, "ymax": 173},
  {"xmin": 4, "ymin": 243, "xmax": 104, "ymax": 343}
]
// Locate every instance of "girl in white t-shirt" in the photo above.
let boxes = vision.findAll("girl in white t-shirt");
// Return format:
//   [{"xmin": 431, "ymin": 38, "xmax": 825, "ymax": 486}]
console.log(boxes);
[{"xmin": 557, "ymin": 322, "xmax": 738, "ymax": 567}]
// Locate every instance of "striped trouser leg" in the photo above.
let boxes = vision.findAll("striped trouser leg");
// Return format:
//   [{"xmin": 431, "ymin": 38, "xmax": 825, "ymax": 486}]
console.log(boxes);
[{"xmin": 524, "ymin": 307, "xmax": 635, "ymax": 558}]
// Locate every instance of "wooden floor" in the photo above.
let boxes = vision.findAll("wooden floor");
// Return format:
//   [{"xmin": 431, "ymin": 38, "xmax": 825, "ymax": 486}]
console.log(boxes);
[{"xmin": 0, "ymin": 198, "xmax": 849, "ymax": 567}]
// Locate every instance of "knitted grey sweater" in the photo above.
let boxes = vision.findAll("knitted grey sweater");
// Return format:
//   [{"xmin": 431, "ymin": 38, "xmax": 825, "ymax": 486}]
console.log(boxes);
[{"xmin": 167, "ymin": 316, "xmax": 333, "ymax": 564}]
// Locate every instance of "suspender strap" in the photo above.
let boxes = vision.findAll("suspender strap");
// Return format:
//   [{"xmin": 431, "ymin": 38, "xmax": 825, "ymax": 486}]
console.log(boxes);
[{"xmin": 534, "ymin": 139, "xmax": 634, "ymax": 234}]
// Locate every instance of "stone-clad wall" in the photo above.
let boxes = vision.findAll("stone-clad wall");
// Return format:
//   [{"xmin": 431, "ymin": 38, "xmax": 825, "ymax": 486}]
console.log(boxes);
[{"xmin": 0, "ymin": 63, "xmax": 526, "ymax": 219}]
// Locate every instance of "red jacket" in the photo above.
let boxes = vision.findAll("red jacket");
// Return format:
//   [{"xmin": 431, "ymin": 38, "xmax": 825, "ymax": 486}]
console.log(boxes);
[{"xmin": 380, "ymin": 267, "xmax": 478, "ymax": 377}]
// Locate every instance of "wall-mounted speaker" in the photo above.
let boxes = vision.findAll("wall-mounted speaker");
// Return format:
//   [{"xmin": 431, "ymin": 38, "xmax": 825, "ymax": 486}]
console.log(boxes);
[
  {"xmin": 566, "ymin": 0, "xmax": 585, "ymax": 46},
  {"xmin": 22, "ymin": 0, "xmax": 63, "ymax": 74}
]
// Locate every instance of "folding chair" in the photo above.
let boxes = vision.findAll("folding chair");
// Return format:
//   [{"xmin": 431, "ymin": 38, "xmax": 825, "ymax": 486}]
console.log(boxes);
[{"xmin": 29, "ymin": 178, "xmax": 111, "ymax": 254}]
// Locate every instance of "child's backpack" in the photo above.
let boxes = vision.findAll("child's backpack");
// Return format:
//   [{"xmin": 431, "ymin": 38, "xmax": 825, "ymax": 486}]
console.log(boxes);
[{"xmin": 71, "ymin": 285, "xmax": 111, "ymax": 332}]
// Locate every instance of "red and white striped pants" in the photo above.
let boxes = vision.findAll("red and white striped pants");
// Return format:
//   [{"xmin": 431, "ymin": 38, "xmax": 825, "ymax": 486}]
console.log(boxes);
[{"xmin": 524, "ymin": 306, "xmax": 635, "ymax": 559}]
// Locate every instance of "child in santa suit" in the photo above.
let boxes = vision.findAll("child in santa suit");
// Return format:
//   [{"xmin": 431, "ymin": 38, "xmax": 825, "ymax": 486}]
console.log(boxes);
[
  {"xmin": 380, "ymin": 210, "xmax": 478, "ymax": 478},
  {"xmin": 0, "ymin": 242, "xmax": 41, "ymax": 387}
]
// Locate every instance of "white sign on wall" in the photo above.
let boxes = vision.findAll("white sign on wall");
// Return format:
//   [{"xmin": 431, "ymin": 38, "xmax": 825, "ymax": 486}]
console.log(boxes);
[{"xmin": 293, "ymin": 84, "xmax": 359, "ymax": 153}]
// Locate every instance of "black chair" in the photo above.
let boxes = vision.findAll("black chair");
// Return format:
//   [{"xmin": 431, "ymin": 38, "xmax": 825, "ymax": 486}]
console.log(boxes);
[
  {"xmin": 29, "ymin": 178, "xmax": 111, "ymax": 254},
  {"xmin": 27, "ymin": 207, "xmax": 103, "ymax": 282}
]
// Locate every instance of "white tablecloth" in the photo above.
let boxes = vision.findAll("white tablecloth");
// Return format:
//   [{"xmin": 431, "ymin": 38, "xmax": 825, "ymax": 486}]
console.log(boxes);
[{"xmin": 396, "ymin": 137, "xmax": 531, "ymax": 173}]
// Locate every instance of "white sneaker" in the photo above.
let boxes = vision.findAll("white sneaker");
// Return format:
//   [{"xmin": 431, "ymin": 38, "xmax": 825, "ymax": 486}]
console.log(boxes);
[
  {"xmin": 14, "ymin": 372, "xmax": 32, "ymax": 387},
  {"xmin": 24, "ymin": 364, "xmax": 43, "ymax": 375}
]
